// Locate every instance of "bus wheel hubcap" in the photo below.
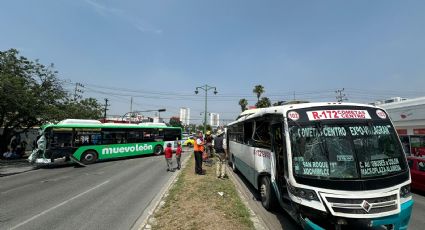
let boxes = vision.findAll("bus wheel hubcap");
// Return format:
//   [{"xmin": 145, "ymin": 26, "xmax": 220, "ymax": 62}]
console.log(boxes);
[{"xmin": 85, "ymin": 155, "xmax": 93, "ymax": 161}]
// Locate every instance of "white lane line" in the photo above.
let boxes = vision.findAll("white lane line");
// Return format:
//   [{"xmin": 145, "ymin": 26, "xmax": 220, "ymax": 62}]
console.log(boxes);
[{"xmin": 10, "ymin": 180, "xmax": 110, "ymax": 230}]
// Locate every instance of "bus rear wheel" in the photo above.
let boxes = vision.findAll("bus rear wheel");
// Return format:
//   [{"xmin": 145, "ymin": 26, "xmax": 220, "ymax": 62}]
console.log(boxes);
[
  {"xmin": 81, "ymin": 150, "xmax": 98, "ymax": 164},
  {"xmin": 154, "ymin": 145, "xmax": 163, "ymax": 155},
  {"xmin": 260, "ymin": 176, "xmax": 277, "ymax": 210},
  {"xmin": 231, "ymin": 156, "xmax": 238, "ymax": 172}
]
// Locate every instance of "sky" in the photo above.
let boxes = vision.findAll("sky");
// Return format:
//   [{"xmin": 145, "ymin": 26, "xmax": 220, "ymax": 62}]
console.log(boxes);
[{"xmin": 1, "ymin": 0, "xmax": 424, "ymax": 124}]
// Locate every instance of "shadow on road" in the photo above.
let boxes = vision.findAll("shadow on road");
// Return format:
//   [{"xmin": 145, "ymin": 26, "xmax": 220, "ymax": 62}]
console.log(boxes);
[{"xmin": 232, "ymin": 170, "xmax": 301, "ymax": 230}]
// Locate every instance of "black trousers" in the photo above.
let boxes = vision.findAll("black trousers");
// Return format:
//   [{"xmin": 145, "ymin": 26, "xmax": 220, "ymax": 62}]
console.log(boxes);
[{"xmin": 194, "ymin": 151, "xmax": 203, "ymax": 174}]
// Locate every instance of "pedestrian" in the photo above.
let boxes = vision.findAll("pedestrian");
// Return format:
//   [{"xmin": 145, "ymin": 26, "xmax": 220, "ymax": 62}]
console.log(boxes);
[
  {"xmin": 214, "ymin": 130, "xmax": 227, "ymax": 179},
  {"xmin": 205, "ymin": 131, "xmax": 213, "ymax": 159},
  {"xmin": 193, "ymin": 131, "xmax": 205, "ymax": 175},
  {"xmin": 176, "ymin": 142, "xmax": 182, "ymax": 170},
  {"xmin": 164, "ymin": 143, "xmax": 174, "ymax": 172}
]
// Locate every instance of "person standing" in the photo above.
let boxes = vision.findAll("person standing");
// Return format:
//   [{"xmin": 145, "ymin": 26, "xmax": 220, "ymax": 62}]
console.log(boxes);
[
  {"xmin": 204, "ymin": 131, "xmax": 213, "ymax": 159},
  {"xmin": 193, "ymin": 131, "xmax": 205, "ymax": 175},
  {"xmin": 214, "ymin": 130, "xmax": 226, "ymax": 178},
  {"xmin": 164, "ymin": 143, "xmax": 174, "ymax": 172},
  {"xmin": 176, "ymin": 142, "xmax": 182, "ymax": 170}
]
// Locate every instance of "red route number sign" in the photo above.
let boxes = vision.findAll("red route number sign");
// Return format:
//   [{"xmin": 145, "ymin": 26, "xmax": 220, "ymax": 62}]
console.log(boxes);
[{"xmin": 307, "ymin": 110, "xmax": 371, "ymax": 121}]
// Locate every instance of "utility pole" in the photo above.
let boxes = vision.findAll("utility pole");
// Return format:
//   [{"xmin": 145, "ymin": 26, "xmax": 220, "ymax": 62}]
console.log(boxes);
[
  {"xmin": 103, "ymin": 98, "xmax": 110, "ymax": 120},
  {"xmin": 335, "ymin": 88, "xmax": 348, "ymax": 102},
  {"xmin": 195, "ymin": 85, "xmax": 218, "ymax": 134},
  {"xmin": 129, "ymin": 97, "xmax": 133, "ymax": 123},
  {"xmin": 73, "ymin": 82, "xmax": 84, "ymax": 101}
]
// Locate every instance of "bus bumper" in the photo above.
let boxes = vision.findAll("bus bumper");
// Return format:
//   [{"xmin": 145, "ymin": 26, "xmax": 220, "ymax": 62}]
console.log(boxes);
[
  {"xmin": 370, "ymin": 199, "xmax": 413, "ymax": 230},
  {"xmin": 299, "ymin": 199, "xmax": 414, "ymax": 230}
]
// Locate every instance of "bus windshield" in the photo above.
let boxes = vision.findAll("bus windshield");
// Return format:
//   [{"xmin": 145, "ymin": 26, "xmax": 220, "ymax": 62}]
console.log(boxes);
[{"xmin": 290, "ymin": 121, "xmax": 407, "ymax": 179}]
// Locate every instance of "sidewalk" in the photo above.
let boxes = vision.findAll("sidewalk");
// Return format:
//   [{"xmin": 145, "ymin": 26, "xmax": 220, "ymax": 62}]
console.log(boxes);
[{"xmin": 0, "ymin": 158, "xmax": 35, "ymax": 177}]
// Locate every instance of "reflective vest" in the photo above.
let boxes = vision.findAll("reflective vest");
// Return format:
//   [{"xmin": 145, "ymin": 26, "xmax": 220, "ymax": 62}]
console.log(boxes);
[{"xmin": 193, "ymin": 138, "xmax": 204, "ymax": 152}]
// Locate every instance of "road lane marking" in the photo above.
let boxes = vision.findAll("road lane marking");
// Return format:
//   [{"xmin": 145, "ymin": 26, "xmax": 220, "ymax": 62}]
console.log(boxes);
[{"xmin": 10, "ymin": 180, "xmax": 110, "ymax": 230}]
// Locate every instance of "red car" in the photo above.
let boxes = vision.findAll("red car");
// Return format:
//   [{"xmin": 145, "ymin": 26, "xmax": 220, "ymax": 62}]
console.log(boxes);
[{"xmin": 407, "ymin": 156, "xmax": 425, "ymax": 192}]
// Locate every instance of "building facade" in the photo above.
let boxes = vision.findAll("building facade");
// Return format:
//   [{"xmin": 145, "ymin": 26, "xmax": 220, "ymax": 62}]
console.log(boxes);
[
  {"xmin": 210, "ymin": 113, "xmax": 219, "ymax": 127},
  {"xmin": 379, "ymin": 97, "xmax": 425, "ymax": 156},
  {"xmin": 179, "ymin": 107, "xmax": 190, "ymax": 125}
]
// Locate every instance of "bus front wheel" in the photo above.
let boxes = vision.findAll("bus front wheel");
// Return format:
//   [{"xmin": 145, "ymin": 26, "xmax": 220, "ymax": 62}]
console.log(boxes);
[
  {"xmin": 81, "ymin": 151, "xmax": 98, "ymax": 164},
  {"xmin": 154, "ymin": 145, "xmax": 163, "ymax": 155},
  {"xmin": 260, "ymin": 176, "xmax": 277, "ymax": 210}
]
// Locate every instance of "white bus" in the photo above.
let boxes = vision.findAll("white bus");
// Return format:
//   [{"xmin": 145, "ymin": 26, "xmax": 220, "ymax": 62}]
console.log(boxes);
[{"xmin": 227, "ymin": 102, "xmax": 413, "ymax": 230}]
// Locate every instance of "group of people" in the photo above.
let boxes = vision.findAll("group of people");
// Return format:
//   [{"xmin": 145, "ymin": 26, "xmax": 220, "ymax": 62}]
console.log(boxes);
[
  {"xmin": 2, "ymin": 135, "xmax": 28, "ymax": 160},
  {"xmin": 163, "ymin": 129, "xmax": 228, "ymax": 179},
  {"xmin": 164, "ymin": 142, "xmax": 182, "ymax": 172},
  {"xmin": 193, "ymin": 130, "xmax": 227, "ymax": 178},
  {"xmin": 164, "ymin": 131, "xmax": 227, "ymax": 179}
]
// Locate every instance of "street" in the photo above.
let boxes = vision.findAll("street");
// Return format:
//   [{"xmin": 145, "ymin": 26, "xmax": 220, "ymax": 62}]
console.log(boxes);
[
  {"xmin": 0, "ymin": 153, "xmax": 190, "ymax": 230},
  {"xmin": 230, "ymin": 168, "xmax": 425, "ymax": 230}
]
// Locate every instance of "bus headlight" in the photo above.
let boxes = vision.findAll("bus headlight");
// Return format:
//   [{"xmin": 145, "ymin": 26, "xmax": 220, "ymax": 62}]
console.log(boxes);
[
  {"xmin": 400, "ymin": 184, "xmax": 411, "ymax": 198},
  {"xmin": 288, "ymin": 184, "xmax": 319, "ymax": 201}
]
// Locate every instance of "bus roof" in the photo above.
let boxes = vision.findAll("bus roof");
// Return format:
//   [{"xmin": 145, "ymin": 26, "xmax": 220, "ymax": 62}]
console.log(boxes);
[
  {"xmin": 229, "ymin": 102, "xmax": 381, "ymax": 126},
  {"xmin": 42, "ymin": 122, "xmax": 181, "ymax": 130}
]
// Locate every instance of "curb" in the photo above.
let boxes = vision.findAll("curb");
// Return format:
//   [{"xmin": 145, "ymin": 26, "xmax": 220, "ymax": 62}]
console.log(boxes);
[
  {"xmin": 226, "ymin": 166, "xmax": 269, "ymax": 230},
  {"xmin": 131, "ymin": 152, "xmax": 192, "ymax": 230}
]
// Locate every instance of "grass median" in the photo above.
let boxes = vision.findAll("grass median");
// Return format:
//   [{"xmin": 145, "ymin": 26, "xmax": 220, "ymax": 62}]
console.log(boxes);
[{"xmin": 152, "ymin": 154, "xmax": 255, "ymax": 230}]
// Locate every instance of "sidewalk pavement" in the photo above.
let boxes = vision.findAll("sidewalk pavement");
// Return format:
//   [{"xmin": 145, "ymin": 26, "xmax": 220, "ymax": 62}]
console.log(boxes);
[{"xmin": 0, "ymin": 158, "xmax": 35, "ymax": 177}]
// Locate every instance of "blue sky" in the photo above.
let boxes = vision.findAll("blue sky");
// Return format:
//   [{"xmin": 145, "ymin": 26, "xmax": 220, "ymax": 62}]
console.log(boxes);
[{"xmin": 1, "ymin": 0, "xmax": 424, "ymax": 124}]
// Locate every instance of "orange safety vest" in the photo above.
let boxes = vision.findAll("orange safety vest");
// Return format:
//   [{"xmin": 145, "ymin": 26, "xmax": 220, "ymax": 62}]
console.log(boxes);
[{"xmin": 193, "ymin": 138, "xmax": 204, "ymax": 152}]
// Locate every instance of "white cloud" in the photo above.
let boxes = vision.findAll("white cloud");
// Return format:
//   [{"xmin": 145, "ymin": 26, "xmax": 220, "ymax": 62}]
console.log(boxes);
[{"xmin": 84, "ymin": 0, "xmax": 162, "ymax": 35}]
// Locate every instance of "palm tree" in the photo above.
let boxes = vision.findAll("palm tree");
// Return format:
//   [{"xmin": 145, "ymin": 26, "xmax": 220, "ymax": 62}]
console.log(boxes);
[
  {"xmin": 256, "ymin": 97, "xmax": 271, "ymax": 108},
  {"xmin": 253, "ymin": 85, "xmax": 265, "ymax": 102},
  {"xmin": 238, "ymin": 98, "xmax": 248, "ymax": 112}
]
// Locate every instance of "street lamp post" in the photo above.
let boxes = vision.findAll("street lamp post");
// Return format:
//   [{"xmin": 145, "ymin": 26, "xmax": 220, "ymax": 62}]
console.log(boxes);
[{"xmin": 195, "ymin": 84, "xmax": 217, "ymax": 134}]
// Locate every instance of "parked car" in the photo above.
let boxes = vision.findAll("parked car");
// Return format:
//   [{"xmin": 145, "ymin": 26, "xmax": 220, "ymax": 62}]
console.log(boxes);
[
  {"xmin": 407, "ymin": 156, "xmax": 425, "ymax": 192},
  {"xmin": 183, "ymin": 136, "xmax": 195, "ymax": 147}
]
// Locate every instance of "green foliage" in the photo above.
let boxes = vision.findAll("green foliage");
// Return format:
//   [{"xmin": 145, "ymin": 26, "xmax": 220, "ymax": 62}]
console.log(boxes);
[
  {"xmin": 58, "ymin": 98, "xmax": 103, "ymax": 120},
  {"xmin": 238, "ymin": 98, "xmax": 248, "ymax": 112},
  {"xmin": 253, "ymin": 85, "xmax": 265, "ymax": 102},
  {"xmin": 169, "ymin": 116, "xmax": 183, "ymax": 127},
  {"xmin": 0, "ymin": 49, "xmax": 102, "ymax": 153},
  {"xmin": 255, "ymin": 97, "xmax": 271, "ymax": 108}
]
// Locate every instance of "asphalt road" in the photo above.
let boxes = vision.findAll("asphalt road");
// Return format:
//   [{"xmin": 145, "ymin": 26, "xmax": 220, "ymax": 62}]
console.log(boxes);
[
  {"xmin": 230, "ymin": 168, "xmax": 425, "ymax": 230},
  {"xmin": 0, "ymin": 152, "xmax": 190, "ymax": 230}
]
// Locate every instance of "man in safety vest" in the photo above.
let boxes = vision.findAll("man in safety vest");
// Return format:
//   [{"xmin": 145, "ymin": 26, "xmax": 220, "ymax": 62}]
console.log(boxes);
[{"xmin": 193, "ymin": 131, "xmax": 205, "ymax": 175}]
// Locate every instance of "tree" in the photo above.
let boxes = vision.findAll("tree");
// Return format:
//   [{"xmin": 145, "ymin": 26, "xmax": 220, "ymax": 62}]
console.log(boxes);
[
  {"xmin": 0, "ymin": 49, "xmax": 67, "ymax": 153},
  {"xmin": 256, "ymin": 97, "xmax": 271, "ymax": 108},
  {"xmin": 0, "ymin": 49, "xmax": 103, "ymax": 153},
  {"xmin": 59, "ymin": 98, "xmax": 103, "ymax": 120},
  {"xmin": 238, "ymin": 98, "xmax": 248, "ymax": 112},
  {"xmin": 169, "ymin": 116, "xmax": 182, "ymax": 127},
  {"xmin": 253, "ymin": 85, "xmax": 265, "ymax": 102}
]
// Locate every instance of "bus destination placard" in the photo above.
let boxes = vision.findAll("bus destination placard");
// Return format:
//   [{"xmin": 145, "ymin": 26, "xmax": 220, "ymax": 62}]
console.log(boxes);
[{"xmin": 306, "ymin": 110, "xmax": 371, "ymax": 121}]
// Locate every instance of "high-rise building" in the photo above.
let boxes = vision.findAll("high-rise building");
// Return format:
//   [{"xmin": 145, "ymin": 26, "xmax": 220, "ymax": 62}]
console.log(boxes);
[
  {"xmin": 210, "ymin": 113, "xmax": 219, "ymax": 127},
  {"xmin": 179, "ymin": 107, "xmax": 190, "ymax": 125}
]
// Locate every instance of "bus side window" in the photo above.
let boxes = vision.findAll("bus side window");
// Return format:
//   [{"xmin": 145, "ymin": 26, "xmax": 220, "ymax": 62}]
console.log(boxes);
[
  {"xmin": 244, "ymin": 122, "xmax": 253, "ymax": 145},
  {"xmin": 253, "ymin": 120, "xmax": 271, "ymax": 148}
]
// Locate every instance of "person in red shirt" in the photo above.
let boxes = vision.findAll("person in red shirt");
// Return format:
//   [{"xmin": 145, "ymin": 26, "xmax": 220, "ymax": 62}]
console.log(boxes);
[
  {"xmin": 176, "ymin": 142, "xmax": 182, "ymax": 170},
  {"xmin": 164, "ymin": 143, "xmax": 174, "ymax": 172}
]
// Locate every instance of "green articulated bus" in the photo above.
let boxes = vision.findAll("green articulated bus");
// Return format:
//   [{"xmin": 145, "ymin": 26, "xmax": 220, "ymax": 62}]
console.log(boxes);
[{"xmin": 29, "ymin": 119, "xmax": 182, "ymax": 165}]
